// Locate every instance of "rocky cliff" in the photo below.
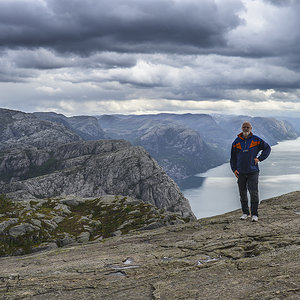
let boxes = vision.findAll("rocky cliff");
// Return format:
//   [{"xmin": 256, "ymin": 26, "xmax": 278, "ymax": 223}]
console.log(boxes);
[
  {"xmin": 0, "ymin": 108, "xmax": 194, "ymax": 220},
  {"xmin": 0, "ymin": 191, "xmax": 299, "ymax": 299},
  {"xmin": 0, "ymin": 139, "xmax": 194, "ymax": 219},
  {"xmin": 34, "ymin": 112, "xmax": 106, "ymax": 140},
  {"xmin": 0, "ymin": 108, "xmax": 81, "ymax": 150},
  {"xmin": 135, "ymin": 123, "xmax": 225, "ymax": 180},
  {"xmin": 98, "ymin": 115, "xmax": 225, "ymax": 180}
]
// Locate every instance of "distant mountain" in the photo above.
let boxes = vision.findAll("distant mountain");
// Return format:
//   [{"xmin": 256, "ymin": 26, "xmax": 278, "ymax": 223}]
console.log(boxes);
[
  {"xmin": 34, "ymin": 112, "xmax": 106, "ymax": 140},
  {"xmin": 1, "ymin": 108, "xmax": 297, "ymax": 190},
  {"xmin": 214, "ymin": 114, "xmax": 298, "ymax": 146},
  {"xmin": 277, "ymin": 116, "xmax": 300, "ymax": 135},
  {"xmin": 0, "ymin": 108, "xmax": 81, "ymax": 150},
  {"xmin": 97, "ymin": 113, "xmax": 298, "ymax": 180},
  {"xmin": 98, "ymin": 115, "xmax": 226, "ymax": 180},
  {"xmin": 134, "ymin": 123, "xmax": 225, "ymax": 180},
  {"xmin": 141, "ymin": 113, "xmax": 298, "ymax": 148}
]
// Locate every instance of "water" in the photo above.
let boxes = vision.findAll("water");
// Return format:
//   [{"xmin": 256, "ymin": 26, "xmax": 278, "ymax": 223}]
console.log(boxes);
[{"xmin": 181, "ymin": 138, "xmax": 300, "ymax": 219}]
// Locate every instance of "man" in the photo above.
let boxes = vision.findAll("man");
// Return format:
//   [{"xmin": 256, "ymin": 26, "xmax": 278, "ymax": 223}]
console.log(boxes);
[{"xmin": 230, "ymin": 122, "xmax": 271, "ymax": 222}]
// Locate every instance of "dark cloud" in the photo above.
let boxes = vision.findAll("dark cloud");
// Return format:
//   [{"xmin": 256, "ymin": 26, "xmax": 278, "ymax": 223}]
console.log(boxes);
[
  {"xmin": 0, "ymin": 0, "xmax": 244, "ymax": 55},
  {"xmin": 0, "ymin": 0, "xmax": 300, "ymax": 117},
  {"xmin": 9, "ymin": 49, "xmax": 137, "ymax": 70},
  {"xmin": 263, "ymin": 0, "xmax": 295, "ymax": 6}
]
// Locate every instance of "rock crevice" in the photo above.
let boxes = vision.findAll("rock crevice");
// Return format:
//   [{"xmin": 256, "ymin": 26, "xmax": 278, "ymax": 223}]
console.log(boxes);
[{"xmin": 0, "ymin": 191, "xmax": 299, "ymax": 299}]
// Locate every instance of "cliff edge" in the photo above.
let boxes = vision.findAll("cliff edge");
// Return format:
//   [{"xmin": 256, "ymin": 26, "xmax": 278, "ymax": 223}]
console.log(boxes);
[{"xmin": 1, "ymin": 191, "xmax": 299, "ymax": 299}]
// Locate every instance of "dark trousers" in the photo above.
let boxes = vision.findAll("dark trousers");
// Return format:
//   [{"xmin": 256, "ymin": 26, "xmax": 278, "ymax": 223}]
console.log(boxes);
[{"xmin": 237, "ymin": 172, "xmax": 259, "ymax": 216}]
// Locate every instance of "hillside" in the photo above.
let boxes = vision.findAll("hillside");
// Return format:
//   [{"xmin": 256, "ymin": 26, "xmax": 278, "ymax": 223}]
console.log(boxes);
[
  {"xmin": 98, "ymin": 113, "xmax": 298, "ymax": 180},
  {"xmin": 0, "ymin": 139, "xmax": 194, "ymax": 219},
  {"xmin": 0, "ymin": 108, "xmax": 194, "ymax": 219},
  {"xmin": 0, "ymin": 191, "xmax": 299, "ymax": 299},
  {"xmin": 0, "ymin": 194, "xmax": 189, "ymax": 257},
  {"xmin": 0, "ymin": 108, "xmax": 81, "ymax": 150},
  {"xmin": 98, "ymin": 115, "xmax": 226, "ymax": 180},
  {"xmin": 33, "ymin": 112, "xmax": 106, "ymax": 140},
  {"xmin": 134, "ymin": 122, "xmax": 225, "ymax": 180}
]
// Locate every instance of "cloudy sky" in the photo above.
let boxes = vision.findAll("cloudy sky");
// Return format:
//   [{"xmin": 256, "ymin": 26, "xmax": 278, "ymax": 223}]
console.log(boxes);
[{"xmin": 1, "ymin": 0, "xmax": 300, "ymax": 117}]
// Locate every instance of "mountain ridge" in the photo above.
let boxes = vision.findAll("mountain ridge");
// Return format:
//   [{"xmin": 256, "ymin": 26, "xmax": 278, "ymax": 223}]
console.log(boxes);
[
  {"xmin": 97, "ymin": 113, "xmax": 298, "ymax": 180},
  {"xmin": 0, "ymin": 108, "xmax": 195, "ymax": 219},
  {"xmin": 0, "ymin": 139, "xmax": 194, "ymax": 219}
]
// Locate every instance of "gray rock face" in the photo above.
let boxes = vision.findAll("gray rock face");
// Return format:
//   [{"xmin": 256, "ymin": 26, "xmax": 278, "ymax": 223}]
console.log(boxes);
[
  {"xmin": 98, "ymin": 115, "xmax": 225, "ymax": 180},
  {"xmin": 135, "ymin": 123, "xmax": 225, "ymax": 180},
  {"xmin": 0, "ymin": 191, "xmax": 299, "ymax": 299},
  {"xmin": 0, "ymin": 108, "xmax": 81, "ymax": 150},
  {"xmin": 0, "ymin": 195, "xmax": 191, "ymax": 256},
  {"xmin": 0, "ymin": 140, "xmax": 194, "ymax": 219},
  {"xmin": 34, "ymin": 112, "xmax": 106, "ymax": 140},
  {"xmin": 0, "ymin": 108, "xmax": 194, "ymax": 219},
  {"xmin": 8, "ymin": 223, "xmax": 38, "ymax": 237},
  {"xmin": 0, "ymin": 218, "xmax": 18, "ymax": 234}
]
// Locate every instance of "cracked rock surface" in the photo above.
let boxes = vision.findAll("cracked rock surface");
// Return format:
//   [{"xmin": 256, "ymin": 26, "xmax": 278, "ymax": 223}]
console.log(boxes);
[
  {"xmin": 1, "ymin": 191, "xmax": 299, "ymax": 299},
  {"xmin": 0, "ymin": 139, "xmax": 194, "ymax": 219}
]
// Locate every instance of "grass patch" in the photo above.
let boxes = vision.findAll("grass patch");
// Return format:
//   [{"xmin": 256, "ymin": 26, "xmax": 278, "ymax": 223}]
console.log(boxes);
[
  {"xmin": 0, "ymin": 194, "xmax": 16, "ymax": 215},
  {"xmin": 0, "ymin": 195, "xmax": 187, "ymax": 256}
]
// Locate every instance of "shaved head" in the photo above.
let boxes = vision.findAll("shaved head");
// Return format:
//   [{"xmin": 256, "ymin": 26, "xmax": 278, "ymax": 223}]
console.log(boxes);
[{"xmin": 242, "ymin": 122, "xmax": 252, "ymax": 129}]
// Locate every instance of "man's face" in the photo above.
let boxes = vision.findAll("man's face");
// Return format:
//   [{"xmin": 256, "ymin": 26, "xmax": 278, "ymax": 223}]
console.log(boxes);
[{"xmin": 242, "ymin": 123, "xmax": 252, "ymax": 137}]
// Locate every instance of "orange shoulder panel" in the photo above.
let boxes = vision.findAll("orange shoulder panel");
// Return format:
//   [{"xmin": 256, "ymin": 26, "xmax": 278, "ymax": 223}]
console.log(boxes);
[
  {"xmin": 249, "ymin": 140, "xmax": 260, "ymax": 148},
  {"xmin": 233, "ymin": 143, "xmax": 242, "ymax": 150}
]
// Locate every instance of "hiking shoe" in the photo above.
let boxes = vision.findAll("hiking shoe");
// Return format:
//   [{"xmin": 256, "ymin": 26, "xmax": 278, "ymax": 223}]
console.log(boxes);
[
  {"xmin": 252, "ymin": 215, "xmax": 258, "ymax": 222},
  {"xmin": 240, "ymin": 214, "xmax": 249, "ymax": 220}
]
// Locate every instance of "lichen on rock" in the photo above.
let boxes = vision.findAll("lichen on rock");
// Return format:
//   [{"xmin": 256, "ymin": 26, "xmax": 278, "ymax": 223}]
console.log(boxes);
[
  {"xmin": 0, "ymin": 194, "xmax": 189, "ymax": 256},
  {"xmin": 0, "ymin": 191, "xmax": 299, "ymax": 299}
]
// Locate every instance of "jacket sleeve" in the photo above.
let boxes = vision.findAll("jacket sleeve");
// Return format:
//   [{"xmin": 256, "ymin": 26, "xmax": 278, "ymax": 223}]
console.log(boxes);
[
  {"xmin": 257, "ymin": 139, "xmax": 271, "ymax": 161},
  {"xmin": 230, "ymin": 143, "xmax": 237, "ymax": 172}
]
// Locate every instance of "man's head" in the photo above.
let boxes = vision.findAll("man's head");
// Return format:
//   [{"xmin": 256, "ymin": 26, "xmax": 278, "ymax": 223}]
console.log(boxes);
[{"xmin": 242, "ymin": 121, "xmax": 252, "ymax": 138}]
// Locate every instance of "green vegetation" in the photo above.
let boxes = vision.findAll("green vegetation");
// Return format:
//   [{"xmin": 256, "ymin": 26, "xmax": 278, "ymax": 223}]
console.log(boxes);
[
  {"xmin": 0, "ymin": 195, "xmax": 186, "ymax": 257},
  {"xmin": 0, "ymin": 194, "xmax": 17, "ymax": 216}
]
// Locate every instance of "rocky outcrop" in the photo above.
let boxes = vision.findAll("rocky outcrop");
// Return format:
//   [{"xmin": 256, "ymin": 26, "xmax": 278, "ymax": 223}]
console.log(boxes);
[
  {"xmin": 0, "ymin": 191, "xmax": 299, "ymax": 299},
  {"xmin": 0, "ymin": 108, "xmax": 81, "ymax": 150},
  {"xmin": 0, "ymin": 194, "xmax": 187, "ymax": 256},
  {"xmin": 0, "ymin": 108, "xmax": 195, "ymax": 219},
  {"xmin": 34, "ymin": 112, "xmax": 106, "ymax": 140},
  {"xmin": 135, "ymin": 123, "xmax": 225, "ymax": 180},
  {"xmin": 0, "ymin": 140, "xmax": 195, "ymax": 219},
  {"xmin": 98, "ymin": 115, "xmax": 225, "ymax": 180}
]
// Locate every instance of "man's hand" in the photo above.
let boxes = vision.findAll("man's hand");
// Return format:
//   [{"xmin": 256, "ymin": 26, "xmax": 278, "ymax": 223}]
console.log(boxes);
[
  {"xmin": 234, "ymin": 170, "xmax": 239, "ymax": 178},
  {"xmin": 254, "ymin": 158, "xmax": 260, "ymax": 165}
]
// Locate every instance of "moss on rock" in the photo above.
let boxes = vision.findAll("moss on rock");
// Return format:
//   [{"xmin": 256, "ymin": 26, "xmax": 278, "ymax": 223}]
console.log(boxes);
[{"xmin": 0, "ymin": 194, "xmax": 188, "ymax": 256}]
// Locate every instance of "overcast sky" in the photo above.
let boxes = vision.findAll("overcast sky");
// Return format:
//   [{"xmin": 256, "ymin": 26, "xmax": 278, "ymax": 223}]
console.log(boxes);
[{"xmin": 1, "ymin": 0, "xmax": 300, "ymax": 117}]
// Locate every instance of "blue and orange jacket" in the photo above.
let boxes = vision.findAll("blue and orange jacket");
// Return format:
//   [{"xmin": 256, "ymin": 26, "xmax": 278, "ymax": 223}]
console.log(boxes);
[{"xmin": 230, "ymin": 133, "xmax": 271, "ymax": 174}]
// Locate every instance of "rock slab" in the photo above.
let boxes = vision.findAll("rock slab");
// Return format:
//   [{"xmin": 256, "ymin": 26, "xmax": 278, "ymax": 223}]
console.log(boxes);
[{"xmin": 0, "ymin": 191, "xmax": 299, "ymax": 299}]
